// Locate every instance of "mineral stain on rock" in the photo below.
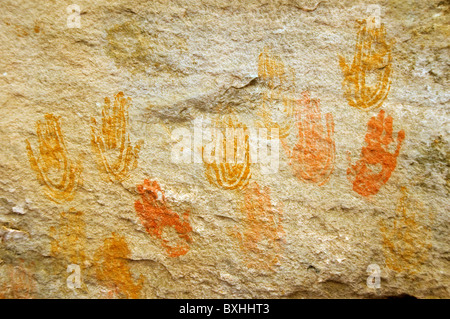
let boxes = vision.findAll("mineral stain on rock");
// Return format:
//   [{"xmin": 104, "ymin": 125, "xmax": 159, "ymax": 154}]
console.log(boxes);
[
  {"xmin": 286, "ymin": 91, "xmax": 335, "ymax": 186},
  {"xmin": 339, "ymin": 20, "xmax": 394, "ymax": 110},
  {"xmin": 347, "ymin": 109, "xmax": 405, "ymax": 197},
  {"xmin": 26, "ymin": 114, "xmax": 82, "ymax": 202},
  {"xmin": 91, "ymin": 92, "xmax": 143, "ymax": 182},
  {"xmin": 94, "ymin": 232, "xmax": 144, "ymax": 299},
  {"xmin": 135, "ymin": 180, "xmax": 192, "ymax": 257}
]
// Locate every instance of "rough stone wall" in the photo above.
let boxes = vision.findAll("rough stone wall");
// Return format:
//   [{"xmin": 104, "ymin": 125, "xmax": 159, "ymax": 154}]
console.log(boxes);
[{"xmin": 0, "ymin": 0, "xmax": 448, "ymax": 298}]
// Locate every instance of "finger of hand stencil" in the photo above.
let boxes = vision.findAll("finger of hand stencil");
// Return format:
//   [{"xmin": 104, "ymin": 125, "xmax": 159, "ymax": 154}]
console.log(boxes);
[
  {"xmin": 103, "ymin": 97, "xmax": 111, "ymax": 117},
  {"xmin": 372, "ymin": 110, "xmax": 386, "ymax": 135},
  {"xmin": 36, "ymin": 119, "xmax": 47, "ymax": 152},
  {"xmin": 380, "ymin": 114, "xmax": 394, "ymax": 146},
  {"xmin": 53, "ymin": 116, "xmax": 67, "ymax": 155},
  {"xmin": 338, "ymin": 55, "xmax": 350, "ymax": 75},
  {"xmin": 394, "ymin": 130, "xmax": 405, "ymax": 156},
  {"xmin": 119, "ymin": 103, "xmax": 128, "ymax": 151},
  {"xmin": 114, "ymin": 93, "xmax": 126, "ymax": 148},
  {"xmin": 102, "ymin": 98, "xmax": 112, "ymax": 148},
  {"xmin": 109, "ymin": 103, "xmax": 118, "ymax": 150},
  {"xmin": 325, "ymin": 113, "xmax": 335, "ymax": 141}
]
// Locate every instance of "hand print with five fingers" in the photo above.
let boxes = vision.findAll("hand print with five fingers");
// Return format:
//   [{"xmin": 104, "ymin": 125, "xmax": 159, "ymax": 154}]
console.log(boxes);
[
  {"xmin": 339, "ymin": 20, "xmax": 394, "ymax": 110},
  {"xmin": 91, "ymin": 92, "xmax": 143, "ymax": 182},
  {"xmin": 26, "ymin": 114, "xmax": 82, "ymax": 202},
  {"xmin": 285, "ymin": 91, "xmax": 335, "ymax": 186},
  {"xmin": 348, "ymin": 109, "xmax": 405, "ymax": 197}
]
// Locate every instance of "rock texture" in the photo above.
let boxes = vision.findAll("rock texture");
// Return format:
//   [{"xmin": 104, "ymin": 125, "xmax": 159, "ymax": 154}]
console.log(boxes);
[{"xmin": 0, "ymin": 0, "xmax": 448, "ymax": 298}]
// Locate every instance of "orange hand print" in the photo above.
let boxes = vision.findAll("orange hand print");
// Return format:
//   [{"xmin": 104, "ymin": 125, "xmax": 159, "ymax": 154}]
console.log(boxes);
[
  {"xmin": 231, "ymin": 182, "xmax": 284, "ymax": 271},
  {"xmin": 91, "ymin": 92, "xmax": 143, "ymax": 182},
  {"xmin": 134, "ymin": 180, "xmax": 192, "ymax": 257},
  {"xmin": 380, "ymin": 187, "xmax": 432, "ymax": 274},
  {"xmin": 0, "ymin": 261, "xmax": 36, "ymax": 299},
  {"xmin": 203, "ymin": 114, "xmax": 252, "ymax": 190},
  {"xmin": 26, "ymin": 114, "xmax": 82, "ymax": 202},
  {"xmin": 348, "ymin": 110, "xmax": 405, "ymax": 197},
  {"xmin": 286, "ymin": 91, "xmax": 335, "ymax": 185},
  {"xmin": 94, "ymin": 233, "xmax": 144, "ymax": 299},
  {"xmin": 339, "ymin": 20, "xmax": 394, "ymax": 110}
]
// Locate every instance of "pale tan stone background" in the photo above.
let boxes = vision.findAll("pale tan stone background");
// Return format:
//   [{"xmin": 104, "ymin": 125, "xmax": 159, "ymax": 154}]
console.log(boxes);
[{"xmin": 0, "ymin": 0, "xmax": 448, "ymax": 298}]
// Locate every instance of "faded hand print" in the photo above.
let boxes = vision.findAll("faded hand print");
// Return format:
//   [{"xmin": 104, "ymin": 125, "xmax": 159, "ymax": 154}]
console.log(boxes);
[
  {"xmin": 50, "ymin": 210, "xmax": 87, "ymax": 266},
  {"xmin": 135, "ymin": 180, "xmax": 192, "ymax": 257},
  {"xmin": 339, "ymin": 20, "xmax": 394, "ymax": 110},
  {"xmin": 106, "ymin": 20, "xmax": 187, "ymax": 75},
  {"xmin": 286, "ymin": 91, "xmax": 335, "ymax": 185},
  {"xmin": 94, "ymin": 233, "xmax": 144, "ymax": 299},
  {"xmin": 0, "ymin": 261, "xmax": 36, "ymax": 299},
  {"xmin": 380, "ymin": 187, "xmax": 432, "ymax": 274},
  {"xmin": 348, "ymin": 110, "xmax": 405, "ymax": 197},
  {"xmin": 231, "ymin": 182, "xmax": 284, "ymax": 271},
  {"xmin": 91, "ymin": 92, "xmax": 143, "ymax": 182},
  {"xmin": 26, "ymin": 114, "xmax": 82, "ymax": 202},
  {"xmin": 258, "ymin": 47, "xmax": 288, "ymax": 89},
  {"xmin": 257, "ymin": 47, "xmax": 297, "ymax": 139}
]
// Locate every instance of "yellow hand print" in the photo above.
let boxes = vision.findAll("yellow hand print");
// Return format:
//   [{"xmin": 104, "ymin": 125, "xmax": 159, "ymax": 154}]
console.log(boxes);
[
  {"xmin": 26, "ymin": 114, "xmax": 82, "ymax": 202},
  {"xmin": 258, "ymin": 47, "xmax": 287, "ymax": 89},
  {"xmin": 50, "ymin": 209, "xmax": 87, "ymax": 266},
  {"xmin": 379, "ymin": 187, "xmax": 432, "ymax": 274},
  {"xmin": 339, "ymin": 20, "xmax": 394, "ymax": 110},
  {"xmin": 203, "ymin": 113, "xmax": 252, "ymax": 190},
  {"xmin": 91, "ymin": 92, "xmax": 143, "ymax": 182},
  {"xmin": 257, "ymin": 47, "xmax": 297, "ymax": 139}
]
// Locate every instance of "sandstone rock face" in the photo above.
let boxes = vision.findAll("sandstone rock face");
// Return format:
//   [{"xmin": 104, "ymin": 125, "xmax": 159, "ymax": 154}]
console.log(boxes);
[{"xmin": 0, "ymin": 0, "xmax": 448, "ymax": 298}]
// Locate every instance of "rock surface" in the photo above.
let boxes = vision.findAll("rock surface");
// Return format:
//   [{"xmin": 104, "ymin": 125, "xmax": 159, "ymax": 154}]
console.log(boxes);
[{"xmin": 0, "ymin": 0, "xmax": 448, "ymax": 298}]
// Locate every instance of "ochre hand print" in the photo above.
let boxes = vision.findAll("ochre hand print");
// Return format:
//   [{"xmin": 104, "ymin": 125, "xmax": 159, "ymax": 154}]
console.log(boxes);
[
  {"xmin": 106, "ymin": 20, "xmax": 187, "ymax": 75},
  {"xmin": 339, "ymin": 20, "xmax": 394, "ymax": 110},
  {"xmin": 94, "ymin": 233, "xmax": 144, "ymax": 299},
  {"xmin": 286, "ymin": 91, "xmax": 335, "ymax": 185},
  {"xmin": 231, "ymin": 182, "xmax": 284, "ymax": 271},
  {"xmin": 380, "ymin": 187, "xmax": 432, "ymax": 274},
  {"xmin": 347, "ymin": 110, "xmax": 405, "ymax": 197},
  {"xmin": 258, "ymin": 47, "xmax": 287, "ymax": 89},
  {"xmin": 26, "ymin": 114, "xmax": 82, "ymax": 202},
  {"xmin": 135, "ymin": 180, "xmax": 192, "ymax": 257},
  {"xmin": 50, "ymin": 210, "xmax": 87, "ymax": 266},
  {"xmin": 203, "ymin": 114, "xmax": 252, "ymax": 190},
  {"xmin": 91, "ymin": 92, "xmax": 143, "ymax": 182},
  {"xmin": 257, "ymin": 47, "xmax": 297, "ymax": 138},
  {"xmin": 0, "ymin": 261, "xmax": 36, "ymax": 299}
]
